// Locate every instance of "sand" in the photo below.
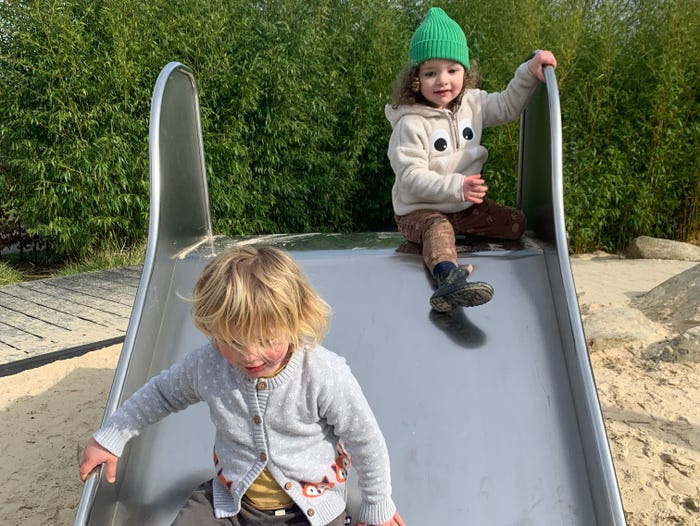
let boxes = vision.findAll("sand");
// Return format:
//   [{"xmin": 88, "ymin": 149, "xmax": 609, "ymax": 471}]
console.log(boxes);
[
  {"xmin": 0, "ymin": 345, "xmax": 119, "ymax": 526},
  {"xmin": 569, "ymin": 254, "xmax": 699, "ymax": 525},
  {"xmin": 1, "ymin": 254, "xmax": 698, "ymax": 525}
]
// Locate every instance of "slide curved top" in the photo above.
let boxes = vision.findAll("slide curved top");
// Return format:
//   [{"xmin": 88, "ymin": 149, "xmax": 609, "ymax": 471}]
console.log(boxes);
[
  {"xmin": 74, "ymin": 62, "xmax": 214, "ymax": 525},
  {"xmin": 148, "ymin": 61, "xmax": 213, "ymax": 250}
]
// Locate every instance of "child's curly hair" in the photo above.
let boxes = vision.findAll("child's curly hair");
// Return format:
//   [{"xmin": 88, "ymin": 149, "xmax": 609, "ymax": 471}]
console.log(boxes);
[{"xmin": 391, "ymin": 61, "xmax": 480, "ymax": 110}]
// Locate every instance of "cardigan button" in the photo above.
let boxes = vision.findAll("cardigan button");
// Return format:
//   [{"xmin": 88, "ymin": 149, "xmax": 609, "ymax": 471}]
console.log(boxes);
[
  {"xmin": 284, "ymin": 482, "xmax": 293, "ymax": 490},
  {"xmin": 257, "ymin": 381, "xmax": 268, "ymax": 390},
  {"xmin": 253, "ymin": 415, "xmax": 262, "ymax": 425},
  {"xmin": 259, "ymin": 452, "xmax": 267, "ymax": 462},
  {"xmin": 307, "ymin": 508, "xmax": 315, "ymax": 517}
]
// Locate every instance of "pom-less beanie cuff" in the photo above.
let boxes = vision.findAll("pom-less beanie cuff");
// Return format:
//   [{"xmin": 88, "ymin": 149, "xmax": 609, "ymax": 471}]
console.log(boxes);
[{"xmin": 409, "ymin": 7, "xmax": 470, "ymax": 68}]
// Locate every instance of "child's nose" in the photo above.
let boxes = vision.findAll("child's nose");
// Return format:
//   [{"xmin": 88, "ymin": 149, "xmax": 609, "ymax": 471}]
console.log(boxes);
[{"xmin": 239, "ymin": 351, "xmax": 258, "ymax": 363}]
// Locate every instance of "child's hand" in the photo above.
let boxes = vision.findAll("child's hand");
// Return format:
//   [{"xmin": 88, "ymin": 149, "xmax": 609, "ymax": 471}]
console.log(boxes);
[
  {"xmin": 357, "ymin": 511, "xmax": 405, "ymax": 526},
  {"xmin": 79, "ymin": 437, "xmax": 119, "ymax": 483},
  {"xmin": 463, "ymin": 174, "xmax": 487, "ymax": 204},
  {"xmin": 527, "ymin": 50, "xmax": 557, "ymax": 82}
]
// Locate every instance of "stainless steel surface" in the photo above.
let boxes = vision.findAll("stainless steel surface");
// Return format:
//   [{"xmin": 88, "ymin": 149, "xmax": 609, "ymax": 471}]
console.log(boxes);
[
  {"xmin": 519, "ymin": 68, "xmax": 626, "ymax": 525},
  {"xmin": 76, "ymin": 63, "xmax": 626, "ymax": 525},
  {"xmin": 75, "ymin": 62, "xmax": 214, "ymax": 526}
]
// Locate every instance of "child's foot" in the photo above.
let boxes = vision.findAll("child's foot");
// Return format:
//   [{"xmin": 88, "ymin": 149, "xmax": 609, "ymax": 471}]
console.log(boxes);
[{"xmin": 430, "ymin": 266, "xmax": 494, "ymax": 312}]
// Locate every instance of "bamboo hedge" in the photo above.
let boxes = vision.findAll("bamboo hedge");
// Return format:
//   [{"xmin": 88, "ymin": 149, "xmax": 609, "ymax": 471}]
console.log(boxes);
[{"xmin": 1, "ymin": 0, "xmax": 697, "ymax": 257}]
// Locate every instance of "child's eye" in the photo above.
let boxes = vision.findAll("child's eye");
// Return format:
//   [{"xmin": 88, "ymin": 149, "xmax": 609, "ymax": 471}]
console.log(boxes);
[{"xmin": 256, "ymin": 336, "xmax": 283, "ymax": 349}]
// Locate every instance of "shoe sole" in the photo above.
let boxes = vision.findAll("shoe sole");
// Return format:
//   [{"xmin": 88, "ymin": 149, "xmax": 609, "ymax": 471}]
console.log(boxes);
[{"xmin": 430, "ymin": 282, "xmax": 494, "ymax": 312}]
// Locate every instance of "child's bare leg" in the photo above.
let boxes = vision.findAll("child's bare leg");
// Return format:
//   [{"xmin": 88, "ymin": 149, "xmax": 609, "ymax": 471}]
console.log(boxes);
[{"xmin": 449, "ymin": 198, "xmax": 525, "ymax": 239}]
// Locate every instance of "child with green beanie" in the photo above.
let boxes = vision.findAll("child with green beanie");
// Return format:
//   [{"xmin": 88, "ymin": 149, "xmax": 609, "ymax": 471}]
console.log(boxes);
[{"xmin": 386, "ymin": 7, "xmax": 557, "ymax": 312}]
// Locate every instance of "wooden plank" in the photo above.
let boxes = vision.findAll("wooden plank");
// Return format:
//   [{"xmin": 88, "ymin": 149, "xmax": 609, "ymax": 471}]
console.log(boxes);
[
  {"xmin": 0, "ymin": 286, "xmax": 123, "ymax": 328},
  {"xmin": 61, "ymin": 270, "xmax": 139, "ymax": 294},
  {"xmin": 0, "ymin": 304, "xmax": 73, "ymax": 342},
  {"xmin": 0, "ymin": 267, "xmax": 137, "ymax": 370},
  {"xmin": 0, "ymin": 341, "xmax": 20, "ymax": 353},
  {"xmin": 122, "ymin": 266, "xmax": 144, "ymax": 278},
  {"xmin": 0, "ymin": 291, "xmax": 100, "ymax": 330},
  {"xmin": 0, "ymin": 313, "xmax": 126, "ymax": 367},
  {"xmin": 0, "ymin": 319, "xmax": 45, "ymax": 347},
  {"xmin": 0, "ymin": 346, "xmax": 36, "ymax": 365},
  {"xmin": 96, "ymin": 266, "xmax": 142, "ymax": 286},
  {"xmin": 18, "ymin": 281, "xmax": 132, "ymax": 320},
  {"xmin": 39, "ymin": 275, "xmax": 135, "ymax": 307}
]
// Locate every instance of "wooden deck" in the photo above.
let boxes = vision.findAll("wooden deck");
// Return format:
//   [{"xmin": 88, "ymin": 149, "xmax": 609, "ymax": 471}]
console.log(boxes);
[{"xmin": 0, "ymin": 266, "xmax": 141, "ymax": 375}]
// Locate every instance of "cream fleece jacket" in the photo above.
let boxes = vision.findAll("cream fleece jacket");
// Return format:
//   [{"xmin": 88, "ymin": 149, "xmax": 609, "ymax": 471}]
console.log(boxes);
[{"xmin": 385, "ymin": 62, "xmax": 540, "ymax": 216}]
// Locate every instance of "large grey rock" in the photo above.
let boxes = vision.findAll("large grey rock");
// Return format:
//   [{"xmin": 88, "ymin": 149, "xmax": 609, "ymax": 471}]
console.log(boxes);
[
  {"xmin": 625, "ymin": 236, "xmax": 700, "ymax": 261},
  {"xmin": 633, "ymin": 264, "xmax": 700, "ymax": 331},
  {"xmin": 583, "ymin": 307, "xmax": 666, "ymax": 351}
]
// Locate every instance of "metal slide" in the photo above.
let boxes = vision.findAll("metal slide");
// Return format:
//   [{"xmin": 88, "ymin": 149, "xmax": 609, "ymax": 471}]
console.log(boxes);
[{"xmin": 75, "ymin": 62, "xmax": 626, "ymax": 525}]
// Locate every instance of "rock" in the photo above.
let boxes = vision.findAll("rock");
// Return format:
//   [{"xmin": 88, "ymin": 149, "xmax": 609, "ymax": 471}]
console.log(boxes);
[
  {"xmin": 640, "ymin": 323, "xmax": 700, "ymax": 363},
  {"xmin": 625, "ymin": 236, "xmax": 700, "ymax": 261},
  {"xmin": 583, "ymin": 307, "xmax": 666, "ymax": 351},
  {"xmin": 634, "ymin": 264, "xmax": 700, "ymax": 331},
  {"xmin": 673, "ymin": 326, "xmax": 700, "ymax": 362},
  {"xmin": 684, "ymin": 497, "xmax": 700, "ymax": 513},
  {"xmin": 646, "ymin": 343, "xmax": 686, "ymax": 363}
]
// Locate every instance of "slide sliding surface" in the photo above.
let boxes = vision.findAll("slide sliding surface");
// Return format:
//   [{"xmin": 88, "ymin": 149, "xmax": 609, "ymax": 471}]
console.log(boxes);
[{"xmin": 75, "ymin": 63, "xmax": 625, "ymax": 525}]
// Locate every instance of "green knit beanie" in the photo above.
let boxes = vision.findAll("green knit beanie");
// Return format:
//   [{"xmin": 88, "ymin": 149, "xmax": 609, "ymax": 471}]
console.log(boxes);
[{"xmin": 409, "ymin": 7, "xmax": 470, "ymax": 69}]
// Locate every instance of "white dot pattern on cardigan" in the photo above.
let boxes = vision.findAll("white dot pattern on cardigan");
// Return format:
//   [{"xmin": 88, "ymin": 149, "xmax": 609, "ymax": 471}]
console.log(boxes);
[{"xmin": 92, "ymin": 343, "xmax": 397, "ymax": 526}]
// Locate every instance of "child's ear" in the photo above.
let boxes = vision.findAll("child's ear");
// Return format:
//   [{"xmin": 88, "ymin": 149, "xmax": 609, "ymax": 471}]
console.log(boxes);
[{"xmin": 411, "ymin": 75, "xmax": 421, "ymax": 94}]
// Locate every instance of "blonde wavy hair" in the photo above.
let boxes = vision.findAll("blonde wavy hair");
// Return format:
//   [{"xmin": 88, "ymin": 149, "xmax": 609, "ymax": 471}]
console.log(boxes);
[{"xmin": 191, "ymin": 246, "xmax": 330, "ymax": 353}]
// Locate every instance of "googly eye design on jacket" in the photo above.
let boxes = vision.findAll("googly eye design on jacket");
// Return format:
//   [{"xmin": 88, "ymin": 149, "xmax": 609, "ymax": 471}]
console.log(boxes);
[
  {"xmin": 459, "ymin": 119, "xmax": 475, "ymax": 141},
  {"xmin": 429, "ymin": 129, "xmax": 451, "ymax": 153}
]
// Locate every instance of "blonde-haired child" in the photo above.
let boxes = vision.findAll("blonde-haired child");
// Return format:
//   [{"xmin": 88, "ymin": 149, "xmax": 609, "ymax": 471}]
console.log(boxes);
[
  {"xmin": 387, "ymin": 7, "xmax": 557, "ymax": 312},
  {"xmin": 80, "ymin": 246, "xmax": 404, "ymax": 526}
]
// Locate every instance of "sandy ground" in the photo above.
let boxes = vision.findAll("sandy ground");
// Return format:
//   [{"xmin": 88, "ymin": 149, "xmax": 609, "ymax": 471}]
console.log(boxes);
[
  {"xmin": 0, "ymin": 254, "xmax": 698, "ymax": 525},
  {"xmin": 0, "ymin": 344, "xmax": 119, "ymax": 526},
  {"xmin": 569, "ymin": 254, "xmax": 699, "ymax": 525}
]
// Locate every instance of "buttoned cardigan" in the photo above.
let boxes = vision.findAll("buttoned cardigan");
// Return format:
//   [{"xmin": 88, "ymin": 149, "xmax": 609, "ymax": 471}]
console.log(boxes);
[{"xmin": 94, "ymin": 344, "xmax": 397, "ymax": 526}]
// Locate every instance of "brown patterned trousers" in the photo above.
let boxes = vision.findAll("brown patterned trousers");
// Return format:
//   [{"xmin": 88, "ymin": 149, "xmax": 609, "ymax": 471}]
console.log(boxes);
[{"xmin": 395, "ymin": 198, "xmax": 526, "ymax": 273}]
